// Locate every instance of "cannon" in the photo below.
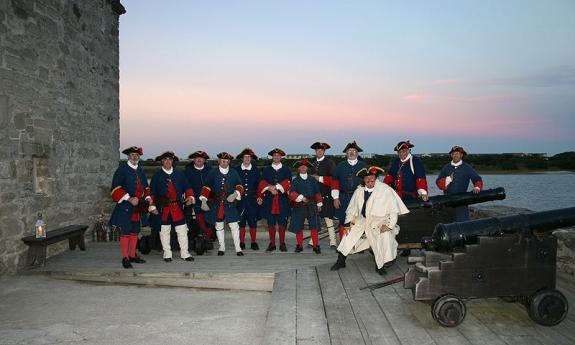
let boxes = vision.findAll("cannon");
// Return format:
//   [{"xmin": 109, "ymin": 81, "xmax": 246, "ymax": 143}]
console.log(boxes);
[
  {"xmin": 396, "ymin": 187, "xmax": 506, "ymax": 246},
  {"xmin": 403, "ymin": 207, "xmax": 575, "ymax": 327}
]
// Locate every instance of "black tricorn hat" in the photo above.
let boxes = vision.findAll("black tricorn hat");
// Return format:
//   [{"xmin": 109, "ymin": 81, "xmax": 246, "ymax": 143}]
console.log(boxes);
[
  {"xmin": 357, "ymin": 166, "xmax": 385, "ymax": 178},
  {"xmin": 155, "ymin": 151, "xmax": 179, "ymax": 162},
  {"xmin": 217, "ymin": 152, "xmax": 234, "ymax": 160},
  {"xmin": 122, "ymin": 146, "xmax": 143, "ymax": 155},
  {"xmin": 449, "ymin": 145, "xmax": 468, "ymax": 156},
  {"xmin": 293, "ymin": 158, "xmax": 314, "ymax": 169},
  {"xmin": 268, "ymin": 148, "xmax": 286, "ymax": 157},
  {"xmin": 188, "ymin": 150, "xmax": 210, "ymax": 160},
  {"xmin": 237, "ymin": 148, "xmax": 258, "ymax": 160},
  {"xmin": 342, "ymin": 140, "xmax": 363, "ymax": 153},
  {"xmin": 394, "ymin": 140, "xmax": 414, "ymax": 151},
  {"xmin": 310, "ymin": 141, "xmax": 331, "ymax": 150}
]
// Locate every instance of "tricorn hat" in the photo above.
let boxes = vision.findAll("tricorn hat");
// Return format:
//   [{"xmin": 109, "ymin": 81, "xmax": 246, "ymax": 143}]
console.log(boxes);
[
  {"xmin": 449, "ymin": 145, "xmax": 467, "ymax": 156},
  {"xmin": 122, "ymin": 146, "xmax": 143, "ymax": 155},
  {"xmin": 394, "ymin": 140, "xmax": 414, "ymax": 152},
  {"xmin": 188, "ymin": 150, "xmax": 210, "ymax": 160},
  {"xmin": 268, "ymin": 148, "xmax": 286, "ymax": 157},
  {"xmin": 217, "ymin": 152, "xmax": 234, "ymax": 160},
  {"xmin": 155, "ymin": 151, "xmax": 179, "ymax": 162},
  {"xmin": 293, "ymin": 158, "xmax": 314, "ymax": 169},
  {"xmin": 357, "ymin": 166, "xmax": 385, "ymax": 178},
  {"xmin": 237, "ymin": 148, "xmax": 258, "ymax": 160},
  {"xmin": 342, "ymin": 140, "xmax": 363, "ymax": 153},
  {"xmin": 310, "ymin": 141, "xmax": 331, "ymax": 150}
]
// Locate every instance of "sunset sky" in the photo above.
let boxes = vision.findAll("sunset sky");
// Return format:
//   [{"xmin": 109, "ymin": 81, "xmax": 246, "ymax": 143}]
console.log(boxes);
[{"xmin": 119, "ymin": 0, "xmax": 575, "ymax": 159}]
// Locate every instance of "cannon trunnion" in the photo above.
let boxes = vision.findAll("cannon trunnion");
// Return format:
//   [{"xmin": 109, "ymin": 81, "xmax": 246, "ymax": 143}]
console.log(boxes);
[
  {"xmin": 404, "ymin": 206, "xmax": 575, "ymax": 327},
  {"xmin": 397, "ymin": 187, "xmax": 506, "ymax": 246}
]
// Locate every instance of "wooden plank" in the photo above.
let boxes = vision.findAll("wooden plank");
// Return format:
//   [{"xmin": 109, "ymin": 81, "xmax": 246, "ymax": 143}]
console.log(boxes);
[
  {"xmin": 353, "ymin": 254, "xmax": 437, "ymax": 345},
  {"xmin": 316, "ymin": 263, "xmax": 365, "ymax": 345},
  {"xmin": 296, "ymin": 268, "xmax": 330, "ymax": 345},
  {"xmin": 263, "ymin": 270, "xmax": 297, "ymax": 345},
  {"xmin": 338, "ymin": 260, "xmax": 401, "ymax": 345}
]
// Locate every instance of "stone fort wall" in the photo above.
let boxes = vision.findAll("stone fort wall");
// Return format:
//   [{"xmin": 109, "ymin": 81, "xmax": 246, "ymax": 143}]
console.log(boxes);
[{"xmin": 0, "ymin": 0, "xmax": 125, "ymax": 274}]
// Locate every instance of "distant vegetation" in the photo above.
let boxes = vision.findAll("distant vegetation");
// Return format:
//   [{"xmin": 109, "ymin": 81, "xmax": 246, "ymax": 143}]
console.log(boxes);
[{"xmin": 135, "ymin": 151, "xmax": 574, "ymax": 178}]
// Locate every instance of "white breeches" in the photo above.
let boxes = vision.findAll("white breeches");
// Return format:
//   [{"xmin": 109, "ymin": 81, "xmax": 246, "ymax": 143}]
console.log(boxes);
[
  {"xmin": 160, "ymin": 224, "xmax": 191, "ymax": 259},
  {"xmin": 215, "ymin": 221, "xmax": 241, "ymax": 252}
]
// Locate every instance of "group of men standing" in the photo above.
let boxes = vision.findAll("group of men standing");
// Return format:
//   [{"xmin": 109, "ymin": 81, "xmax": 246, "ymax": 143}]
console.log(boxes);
[{"xmin": 109, "ymin": 140, "xmax": 483, "ymax": 271}]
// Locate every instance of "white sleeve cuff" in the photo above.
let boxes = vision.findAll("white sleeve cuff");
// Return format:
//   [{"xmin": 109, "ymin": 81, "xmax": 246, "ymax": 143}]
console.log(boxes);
[
  {"xmin": 473, "ymin": 186, "xmax": 480, "ymax": 191},
  {"xmin": 199, "ymin": 196, "xmax": 208, "ymax": 201},
  {"xmin": 318, "ymin": 176, "xmax": 324, "ymax": 183},
  {"xmin": 317, "ymin": 202, "xmax": 323, "ymax": 207},
  {"xmin": 445, "ymin": 176, "xmax": 452, "ymax": 186},
  {"xmin": 388, "ymin": 213, "xmax": 398, "ymax": 228},
  {"xmin": 148, "ymin": 205, "xmax": 157, "ymax": 212},
  {"xmin": 332, "ymin": 190, "xmax": 339, "ymax": 199},
  {"xmin": 236, "ymin": 190, "xmax": 242, "ymax": 200},
  {"xmin": 262, "ymin": 185, "xmax": 270, "ymax": 193},
  {"xmin": 190, "ymin": 196, "xmax": 195, "ymax": 204},
  {"xmin": 295, "ymin": 194, "xmax": 304, "ymax": 202},
  {"xmin": 417, "ymin": 189, "xmax": 427, "ymax": 196},
  {"xmin": 145, "ymin": 196, "xmax": 152, "ymax": 201},
  {"xmin": 119, "ymin": 193, "xmax": 130, "ymax": 204},
  {"xmin": 275, "ymin": 184, "xmax": 285, "ymax": 193}
]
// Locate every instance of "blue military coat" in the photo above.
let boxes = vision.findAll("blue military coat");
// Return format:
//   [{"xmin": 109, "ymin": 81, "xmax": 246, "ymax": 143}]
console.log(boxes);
[
  {"xmin": 235, "ymin": 164, "xmax": 261, "ymax": 227},
  {"xmin": 202, "ymin": 167, "xmax": 244, "ymax": 224},
  {"xmin": 109, "ymin": 162, "xmax": 149, "ymax": 234},
  {"xmin": 334, "ymin": 160, "xmax": 367, "ymax": 221},
  {"xmin": 288, "ymin": 175, "xmax": 321, "ymax": 233}
]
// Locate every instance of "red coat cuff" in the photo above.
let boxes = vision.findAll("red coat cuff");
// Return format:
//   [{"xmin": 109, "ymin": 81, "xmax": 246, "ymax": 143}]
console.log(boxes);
[
  {"xmin": 322, "ymin": 176, "xmax": 332, "ymax": 186},
  {"xmin": 436, "ymin": 178, "xmax": 447, "ymax": 190},
  {"xmin": 383, "ymin": 174, "xmax": 394, "ymax": 186},
  {"xmin": 185, "ymin": 188, "xmax": 194, "ymax": 198},
  {"xmin": 279, "ymin": 179, "xmax": 290, "ymax": 193},
  {"xmin": 201, "ymin": 186, "xmax": 211, "ymax": 199},
  {"xmin": 111, "ymin": 186, "xmax": 127, "ymax": 202},
  {"xmin": 314, "ymin": 193, "xmax": 322, "ymax": 203},
  {"xmin": 289, "ymin": 191, "xmax": 299, "ymax": 201},
  {"xmin": 331, "ymin": 179, "xmax": 340, "ymax": 191},
  {"xmin": 474, "ymin": 181, "xmax": 483, "ymax": 190},
  {"xmin": 144, "ymin": 187, "xmax": 151, "ymax": 199},
  {"xmin": 415, "ymin": 178, "xmax": 428, "ymax": 192},
  {"xmin": 257, "ymin": 180, "xmax": 269, "ymax": 197}
]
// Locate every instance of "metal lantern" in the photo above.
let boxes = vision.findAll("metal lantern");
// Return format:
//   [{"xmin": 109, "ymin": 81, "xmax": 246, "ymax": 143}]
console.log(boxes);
[{"xmin": 34, "ymin": 213, "xmax": 47, "ymax": 238}]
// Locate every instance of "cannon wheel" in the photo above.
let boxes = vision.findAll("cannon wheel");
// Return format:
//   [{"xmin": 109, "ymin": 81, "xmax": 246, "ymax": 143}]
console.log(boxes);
[
  {"xmin": 432, "ymin": 294, "xmax": 466, "ymax": 327},
  {"xmin": 528, "ymin": 289, "xmax": 568, "ymax": 326}
]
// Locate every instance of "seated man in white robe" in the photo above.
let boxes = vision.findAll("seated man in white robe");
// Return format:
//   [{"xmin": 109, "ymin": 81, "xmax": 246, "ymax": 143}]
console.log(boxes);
[{"xmin": 330, "ymin": 166, "xmax": 409, "ymax": 275}]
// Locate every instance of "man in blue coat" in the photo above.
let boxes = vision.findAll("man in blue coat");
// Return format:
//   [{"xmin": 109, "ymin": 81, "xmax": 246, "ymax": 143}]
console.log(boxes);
[
  {"xmin": 150, "ymin": 151, "xmax": 196, "ymax": 262},
  {"xmin": 184, "ymin": 150, "xmax": 213, "ymax": 241},
  {"xmin": 235, "ymin": 148, "xmax": 261, "ymax": 250},
  {"xmin": 333, "ymin": 141, "xmax": 368, "ymax": 240},
  {"xmin": 384, "ymin": 140, "xmax": 429, "ymax": 201},
  {"xmin": 199, "ymin": 152, "xmax": 245, "ymax": 256},
  {"xmin": 436, "ymin": 145, "xmax": 483, "ymax": 221},
  {"xmin": 257, "ymin": 148, "xmax": 292, "ymax": 252},
  {"xmin": 289, "ymin": 159, "xmax": 323, "ymax": 254},
  {"xmin": 109, "ymin": 146, "xmax": 152, "ymax": 269}
]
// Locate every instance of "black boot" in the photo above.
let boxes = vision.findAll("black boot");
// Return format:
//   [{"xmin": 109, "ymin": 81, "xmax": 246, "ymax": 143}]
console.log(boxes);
[
  {"xmin": 122, "ymin": 257, "xmax": 133, "ymax": 269},
  {"xmin": 129, "ymin": 256, "xmax": 146, "ymax": 264},
  {"xmin": 330, "ymin": 252, "xmax": 347, "ymax": 271},
  {"xmin": 266, "ymin": 243, "xmax": 276, "ymax": 252},
  {"xmin": 376, "ymin": 266, "xmax": 387, "ymax": 275},
  {"xmin": 313, "ymin": 245, "xmax": 321, "ymax": 255},
  {"xmin": 294, "ymin": 245, "xmax": 303, "ymax": 253},
  {"xmin": 279, "ymin": 243, "xmax": 287, "ymax": 252},
  {"xmin": 240, "ymin": 242, "xmax": 246, "ymax": 250},
  {"xmin": 251, "ymin": 242, "xmax": 259, "ymax": 250}
]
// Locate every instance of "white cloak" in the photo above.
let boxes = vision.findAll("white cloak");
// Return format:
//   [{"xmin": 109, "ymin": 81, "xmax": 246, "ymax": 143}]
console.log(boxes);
[{"xmin": 337, "ymin": 180, "xmax": 410, "ymax": 268}]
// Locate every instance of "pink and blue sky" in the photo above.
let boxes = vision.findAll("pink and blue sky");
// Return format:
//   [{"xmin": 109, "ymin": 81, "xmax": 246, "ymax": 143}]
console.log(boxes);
[{"xmin": 119, "ymin": 0, "xmax": 575, "ymax": 158}]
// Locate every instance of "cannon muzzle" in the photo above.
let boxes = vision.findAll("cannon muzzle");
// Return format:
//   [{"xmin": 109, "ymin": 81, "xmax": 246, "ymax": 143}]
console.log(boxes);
[
  {"xmin": 422, "ymin": 206, "xmax": 575, "ymax": 252},
  {"xmin": 403, "ymin": 187, "xmax": 506, "ymax": 210}
]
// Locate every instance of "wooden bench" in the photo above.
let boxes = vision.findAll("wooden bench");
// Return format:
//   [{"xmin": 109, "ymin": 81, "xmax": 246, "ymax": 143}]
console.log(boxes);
[{"xmin": 21, "ymin": 225, "xmax": 89, "ymax": 267}]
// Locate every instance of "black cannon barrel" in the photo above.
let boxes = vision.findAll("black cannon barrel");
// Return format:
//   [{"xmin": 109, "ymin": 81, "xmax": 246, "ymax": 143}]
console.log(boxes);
[
  {"xmin": 403, "ymin": 187, "xmax": 506, "ymax": 210},
  {"xmin": 422, "ymin": 206, "xmax": 575, "ymax": 252}
]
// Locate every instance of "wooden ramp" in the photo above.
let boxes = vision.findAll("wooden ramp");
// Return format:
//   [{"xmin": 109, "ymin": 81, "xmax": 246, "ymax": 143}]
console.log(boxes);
[{"xmin": 263, "ymin": 252, "xmax": 575, "ymax": 345}]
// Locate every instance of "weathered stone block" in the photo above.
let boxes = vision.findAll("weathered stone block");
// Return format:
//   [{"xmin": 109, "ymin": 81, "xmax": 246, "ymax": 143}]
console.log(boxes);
[
  {"xmin": 0, "ymin": 161, "xmax": 15, "ymax": 179},
  {"xmin": 12, "ymin": 112, "xmax": 26, "ymax": 129}
]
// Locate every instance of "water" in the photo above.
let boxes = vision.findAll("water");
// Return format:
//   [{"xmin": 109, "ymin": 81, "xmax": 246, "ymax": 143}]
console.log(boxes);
[{"xmin": 426, "ymin": 172, "xmax": 575, "ymax": 212}]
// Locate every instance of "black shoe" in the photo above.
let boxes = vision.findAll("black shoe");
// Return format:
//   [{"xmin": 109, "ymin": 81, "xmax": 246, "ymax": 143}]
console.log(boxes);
[
  {"xmin": 164, "ymin": 258, "xmax": 172, "ymax": 263},
  {"xmin": 376, "ymin": 266, "xmax": 387, "ymax": 275},
  {"xmin": 383, "ymin": 259, "xmax": 395, "ymax": 269},
  {"xmin": 237, "ymin": 251, "xmax": 244, "ymax": 256},
  {"xmin": 330, "ymin": 245, "xmax": 337, "ymax": 250},
  {"xmin": 330, "ymin": 253, "xmax": 347, "ymax": 271},
  {"xmin": 294, "ymin": 245, "xmax": 303, "ymax": 253},
  {"xmin": 217, "ymin": 251, "xmax": 225, "ymax": 256},
  {"xmin": 184, "ymin": 256, "xmax": 194, "ymax": 261},
  {"xmin": 129, "ymin": 256, "xmax": 146, "ymax": 264},
  {"xmin": 279, "ymin": 243, "xmax": 287, "ymax": 252},
  {"xmin": 122, "ymin": 257, "xmax": 133, "ymax": 269},
  {"xmin": 400, "ymin": 249, "xmax": 411, "ymax": 257},
  {"xmin": 240, "ymin": 242, "xmax": 246, "ymax": 250},
  {"xmin": 266, "ymin": 243, "xmax": 276, "ymax": 252},
  {"xmin": 313, "ymin": 246, "xmax": 321, "ymax": 255},
  {"xmin": 251, "ymin": 242, "xmax": 259, "ymax": 250}
]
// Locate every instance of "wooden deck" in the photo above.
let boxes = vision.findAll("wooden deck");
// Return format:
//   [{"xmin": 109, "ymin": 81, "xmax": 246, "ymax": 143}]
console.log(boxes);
[{"xmin": 25, "ymin": 232, "xmax": 575, "ymax": 345}]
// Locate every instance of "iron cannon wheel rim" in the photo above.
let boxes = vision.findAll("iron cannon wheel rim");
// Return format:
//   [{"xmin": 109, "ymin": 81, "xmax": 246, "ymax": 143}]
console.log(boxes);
[
  {"xmin": 528, "ymin": 288, "xmax": 568, "ymax": 326},
  {"xmin": 432, "ymin": 294, "xmax": 466, "ymax": 327}
]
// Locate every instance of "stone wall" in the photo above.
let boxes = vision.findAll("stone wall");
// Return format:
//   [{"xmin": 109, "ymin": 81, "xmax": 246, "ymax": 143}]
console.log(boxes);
[{"xmin": 0, "ymin": 0, "xmax": 125, "ymax": 274}]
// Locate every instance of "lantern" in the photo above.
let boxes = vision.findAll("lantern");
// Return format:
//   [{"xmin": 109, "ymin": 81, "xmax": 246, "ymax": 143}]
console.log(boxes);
[{"xmin": 35, "ymin": 213, "xmax": 47, "ymax": 238}]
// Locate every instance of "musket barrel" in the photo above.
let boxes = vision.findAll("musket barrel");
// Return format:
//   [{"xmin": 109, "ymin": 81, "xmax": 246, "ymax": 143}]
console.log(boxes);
[{"xmin": 422, "ymin": 206, "xmax": 575, "ymax": 252}]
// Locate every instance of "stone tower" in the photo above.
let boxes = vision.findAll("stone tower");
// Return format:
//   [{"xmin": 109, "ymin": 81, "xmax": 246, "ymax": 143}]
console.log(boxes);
[{"xmin": 0, "ymin": 0, "xmax": 125, "ymax": 274}]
